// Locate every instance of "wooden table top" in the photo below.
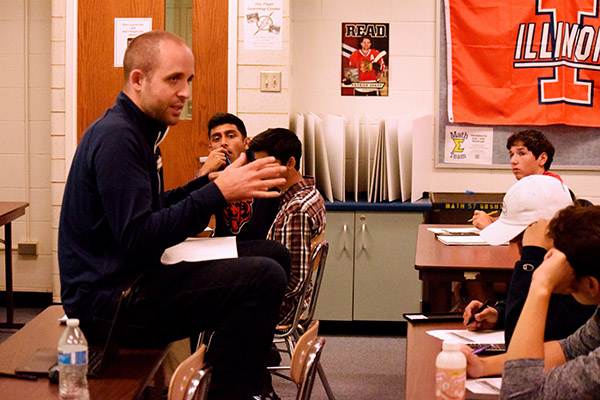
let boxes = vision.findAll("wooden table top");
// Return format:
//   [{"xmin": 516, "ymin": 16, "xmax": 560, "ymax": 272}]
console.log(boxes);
[
  {"xmin": 0, "ymin": 305, "xmax": 168, "ymax": 400},
  {"xmin": 0, "ymin": 202, "xmax": 28, "ymax": 227},
  {"xmin": 415, "ymin": 224, "xmax": 520, "ymax": 271}
]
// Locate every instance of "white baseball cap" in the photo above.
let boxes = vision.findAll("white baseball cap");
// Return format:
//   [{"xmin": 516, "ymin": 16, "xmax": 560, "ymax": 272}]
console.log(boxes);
[{"xmin": 480, "ymin": 175, "xmax": 573, "ymax": 245}]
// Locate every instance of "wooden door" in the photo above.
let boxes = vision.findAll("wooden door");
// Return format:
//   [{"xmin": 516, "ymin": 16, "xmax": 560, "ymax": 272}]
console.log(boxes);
[{"xmin": 77, "ymin": 0, "xmax": 228, "ymax": 189}]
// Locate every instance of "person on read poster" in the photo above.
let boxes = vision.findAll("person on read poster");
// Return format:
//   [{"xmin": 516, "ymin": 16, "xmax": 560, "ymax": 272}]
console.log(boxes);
[{"xmin": 341, "ymin": 23, "xmax": 389, "ymax": 96}]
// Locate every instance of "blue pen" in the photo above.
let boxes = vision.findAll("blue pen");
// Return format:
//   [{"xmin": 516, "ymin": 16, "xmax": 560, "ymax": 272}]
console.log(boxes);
[{"xmin": 224, "ymin": 153, "xmax": 231, "ymax": 165}]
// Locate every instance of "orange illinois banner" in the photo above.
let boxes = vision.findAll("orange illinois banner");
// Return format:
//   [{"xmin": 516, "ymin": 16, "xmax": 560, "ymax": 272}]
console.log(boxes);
[{"xmin": 446, "ymin": 0, "xmax": 600, "ymax": 127}]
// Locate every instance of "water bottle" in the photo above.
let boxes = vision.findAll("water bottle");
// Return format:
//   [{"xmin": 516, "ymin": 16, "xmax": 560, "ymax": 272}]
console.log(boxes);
[
  {"xmin": 58, "ymin": 318, "xmax": 90, "ymax": 400},
  {"xmin": 435, "ymin": 341, "xmax": 466, "ymax": 400}
]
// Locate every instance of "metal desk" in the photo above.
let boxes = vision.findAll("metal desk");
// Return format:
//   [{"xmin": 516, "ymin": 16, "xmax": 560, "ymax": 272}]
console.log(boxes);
[{"xmin": 0, "ymin": 201, "xmax": 29, "ymax": 329}]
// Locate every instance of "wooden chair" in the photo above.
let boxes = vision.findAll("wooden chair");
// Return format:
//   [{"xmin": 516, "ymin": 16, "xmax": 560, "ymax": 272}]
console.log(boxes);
[
  {"xmin": 290, "ymin": 320, "xmax": 326, "ymax": 400},
  {"xmin": 168, "ymin": 344, "xmax": 212, "ymax": 400}
]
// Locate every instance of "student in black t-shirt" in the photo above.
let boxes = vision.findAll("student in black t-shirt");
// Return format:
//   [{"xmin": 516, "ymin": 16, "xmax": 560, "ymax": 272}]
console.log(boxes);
[{"xmin": 197, "ymin": 112, "xmax": 279, "ymax": 240}]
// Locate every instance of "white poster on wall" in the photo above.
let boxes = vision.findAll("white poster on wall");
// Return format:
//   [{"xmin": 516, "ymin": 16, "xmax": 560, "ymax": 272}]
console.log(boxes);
[
  {"xmin": 114, "ymin": 18, "xmax": 152, "ymax": 67},
  {"xmin": 244, "ymin": 0, "xmax": 282, "ymax": 50},
  {"xmin": 444, "ymin": 126, "xmax": 493, "ymax": 165}
]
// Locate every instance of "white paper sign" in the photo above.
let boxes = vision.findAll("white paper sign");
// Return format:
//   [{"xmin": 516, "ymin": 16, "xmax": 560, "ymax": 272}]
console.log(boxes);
[
  {"xmin": 444, "ymin": 126, "xmax": 493, "ymax": 165},
  {"xmin": 244, "ymin": 0, "xmax": 283, "ymax": 50},
  {"xmin": 114, "ymin": 18, "xmax": 152, "ymax": 67}
]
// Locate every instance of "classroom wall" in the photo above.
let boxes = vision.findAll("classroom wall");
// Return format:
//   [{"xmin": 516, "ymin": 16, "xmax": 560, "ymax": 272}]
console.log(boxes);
[
  {"xmin": 288, "ymin": 0, "xmax": 600, "ymax": 202},
  {"xmin": 3, "ymin": 0, "xmax": 600, "ymax": 297},
  {"xmin": 234, "ymin": 0, "xmax": 291, "ymax": 136},
  {"xmin": 0, "ymin": 0, "xmax": 53, "ymax": 295}
]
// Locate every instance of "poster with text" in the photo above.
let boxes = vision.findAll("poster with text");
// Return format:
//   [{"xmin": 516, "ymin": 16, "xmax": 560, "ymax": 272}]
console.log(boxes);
[
  {"xmin": 341, "ymin": 22, "xmax": 389, "ymax": 96},
  {"xmin": 114, "ymin": 18, "xmax": 152, "ymax": 67},
  {"xmin": 444, "ymin": 126, "xmax": 493, "ymax": 165},
  {"xmin": 244, "ymin": 0, "xmax": 282, "ymax": 50}
]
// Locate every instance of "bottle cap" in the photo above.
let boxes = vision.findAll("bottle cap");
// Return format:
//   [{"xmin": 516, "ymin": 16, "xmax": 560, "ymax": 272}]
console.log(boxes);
[
  {"xmin": 66, "ymin": 318, "xmax": 80, "ymax": 327},
  {"xmin": 442, "ymin": 341, "xmax": 462, "ymax": 351}
]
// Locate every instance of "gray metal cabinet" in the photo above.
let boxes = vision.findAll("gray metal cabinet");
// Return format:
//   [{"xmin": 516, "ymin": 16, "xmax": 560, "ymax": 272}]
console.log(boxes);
[{"xmin": 315, "ymin": 211, "xmax": 423, "ymax": 321}]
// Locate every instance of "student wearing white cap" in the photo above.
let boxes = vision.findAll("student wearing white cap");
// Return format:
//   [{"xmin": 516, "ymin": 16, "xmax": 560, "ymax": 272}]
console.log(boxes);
[{"xmin": 463, "ymin": 175, "xmax": 596, "ymax": 345}]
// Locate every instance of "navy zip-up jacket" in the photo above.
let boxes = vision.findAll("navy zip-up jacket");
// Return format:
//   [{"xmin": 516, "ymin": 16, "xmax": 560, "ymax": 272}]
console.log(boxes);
[{"xmin": 59, "ymin": 92, "xmax": 226, "ymax": 320}]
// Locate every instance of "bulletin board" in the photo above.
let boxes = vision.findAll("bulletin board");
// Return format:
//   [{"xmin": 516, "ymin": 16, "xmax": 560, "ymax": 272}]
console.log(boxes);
[{"xmin": 436, "ymin": 0, "xmax": 600, "ymax": 170}]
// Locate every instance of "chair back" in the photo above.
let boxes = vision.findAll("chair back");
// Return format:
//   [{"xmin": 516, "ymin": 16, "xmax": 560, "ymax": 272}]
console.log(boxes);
[
  {"xmin": 168, "ymin": 344, "xmax": 209, "ymax": 400},
  {"xmin": 185, "ymin": 365, "xmax": 212, "ymax": 400},
  {"xmin": 290, "ymin": 320, "xmax": 325, "ymax": 400},
  {"xmin": 300, "ymin": 240, "xmax": 329, "ymax": 331}
]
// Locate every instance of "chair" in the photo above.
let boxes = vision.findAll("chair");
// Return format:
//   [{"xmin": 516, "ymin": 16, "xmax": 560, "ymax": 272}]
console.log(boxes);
[
  {"xmin": 168, "ymin": 344, "xmax": 212, "ymax": 400},
  {"xmin": 271, "ymin": 237, "xmax": 335, "ymax": 399},
  {"xmin": 273, "ymin": 238, "xmax": 328, "ymax": 356},
  {"xmin": 289, "ymin": 321, "xmax": 326, "ymax": 400}
]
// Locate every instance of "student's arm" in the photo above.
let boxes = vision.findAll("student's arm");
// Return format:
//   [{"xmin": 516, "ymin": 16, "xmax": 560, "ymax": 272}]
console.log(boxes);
[
  {"xmin": 463, "ymin": 300, "xmax": 499, "ymax": 331},
  {"xmin": 462, "ymin": 340, "xmax": 565, "ymax": 379},
  {"xmin": 270, "ymin": 210, "xmax": 312, "ymax": 299},
  {"xmin": 500, "ymin": 248, "xmax": 575, "ymax": 399},
  {"xmin": 471, "ymin": 210, "xmax": 497, "ymax": 229},
  {"xmin": 197, "ymin": 148, "xmax": 229, "ymax": 177},
  {"xmin": 503, "ymin": 220, "xmax": 552, "ymax": 344}
]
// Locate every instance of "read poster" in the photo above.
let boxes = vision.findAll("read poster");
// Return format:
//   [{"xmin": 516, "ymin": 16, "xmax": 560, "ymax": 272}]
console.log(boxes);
[{"xmin": 341, "ymin": 22, "xmax": 389, "ymax": 96}]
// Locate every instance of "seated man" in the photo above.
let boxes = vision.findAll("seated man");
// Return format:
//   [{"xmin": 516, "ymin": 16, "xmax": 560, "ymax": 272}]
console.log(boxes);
[
  {"xmin": 463, "ymin": 175, "xmax": 595, "ymax": 345},
  {"xmin": 472, "ymin": 129, "xmax": 559, "ymax": 229},
  {"xmin": 465, "ymin": 205, "xmax": 600, "ymax": 399},
  {"xmin": 249, "ymin": 128, "xmax": 326, "ymax": 325},
  {"xmin": 198, "ymin": 112, "xmax": 279, "ymax": 240},
  {"xmin": 59, "ymin": 31, "xmax": 291, "ymax": 399}
]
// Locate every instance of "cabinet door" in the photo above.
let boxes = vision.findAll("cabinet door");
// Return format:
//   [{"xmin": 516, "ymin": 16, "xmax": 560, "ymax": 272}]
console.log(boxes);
[
  {"xmin": 353, "ymin": 212, "xmax": 423, "ymax": 321},
  {"xmin": 314, "ymin": 211, "xmax": 355, "ymax": 321}
]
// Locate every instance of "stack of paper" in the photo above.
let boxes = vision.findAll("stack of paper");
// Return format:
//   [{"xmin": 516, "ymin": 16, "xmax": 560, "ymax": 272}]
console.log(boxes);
[{"xmin": 292, "ymin": 113, "xmax": 430, "ymax": 202}]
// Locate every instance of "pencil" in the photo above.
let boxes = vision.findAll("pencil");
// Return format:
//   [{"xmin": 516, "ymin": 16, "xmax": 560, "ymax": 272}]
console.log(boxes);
[{"xmin": 467, "ymin": 210, "xmax": 499, "ymax": 223}]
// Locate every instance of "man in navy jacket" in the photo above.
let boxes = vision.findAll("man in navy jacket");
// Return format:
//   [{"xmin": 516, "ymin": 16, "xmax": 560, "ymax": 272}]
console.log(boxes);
[{"xmin": 59, "ymin": 30, "xmax": 290, "ymax": 399}]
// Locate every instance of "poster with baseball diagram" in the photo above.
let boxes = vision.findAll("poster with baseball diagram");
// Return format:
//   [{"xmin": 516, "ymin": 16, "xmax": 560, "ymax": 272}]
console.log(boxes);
[{"xmin": 341, "ymin": 23, "xmax": 389, "ymax": 96}]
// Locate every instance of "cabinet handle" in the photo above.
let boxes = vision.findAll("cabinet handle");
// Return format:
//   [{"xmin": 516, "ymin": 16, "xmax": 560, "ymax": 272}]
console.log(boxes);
[
  {"xmin": 361, "ymin": 223, "xmax": 366, "ymax": 250},
  {"xmin": 342, "ymin": 224, "xmax": 348, "ymax": 250}
]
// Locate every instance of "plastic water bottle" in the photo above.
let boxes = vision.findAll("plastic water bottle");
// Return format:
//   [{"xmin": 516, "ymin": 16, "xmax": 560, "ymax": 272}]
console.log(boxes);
[
  {"xmin": 435, "ymin": 341, "xmax": 466, "ymax": 400},
  {"xmin": 58, "ymin": 318, "xmax": 90, "ymax": 400}
]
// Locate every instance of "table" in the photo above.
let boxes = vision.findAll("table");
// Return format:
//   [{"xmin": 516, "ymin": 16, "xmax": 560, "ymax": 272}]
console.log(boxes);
[
  {"xmin": 415, "ymin": 224, "xmax": 520, "ymax": 312},
  {"xmin": 0, "ymin": 305, "xmax": 169, "ymax": 400},
  {"xmin": 0, "ymin": 201, "xmax": 28, "ymax": 329},
  {"xmin": 405, "ymin": 319, "xmax": 500, "ymax": 400}
]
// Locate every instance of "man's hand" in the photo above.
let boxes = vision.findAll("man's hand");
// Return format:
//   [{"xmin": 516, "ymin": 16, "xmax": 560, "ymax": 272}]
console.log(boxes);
[
  {"xmin": 522, "ymin": 219, "xmax": 553, "ymax": 249},
  {"xmin": 197, "ymin": 148, "xmax": 229, "ymax": 177},
  {"xmin": 532, "ymin": 248, "xmax": 576, "ymax": 295},
  {"xmin": 471, "ymin": 210, "xmax": 496, "ymax": 229},
  {"xmin": 214, "ymin": 153, "xmax": 286, "ymax": 202},
  {"xmin": 463, "ymin": 300, "xmax": 498, "ymax": 330}
]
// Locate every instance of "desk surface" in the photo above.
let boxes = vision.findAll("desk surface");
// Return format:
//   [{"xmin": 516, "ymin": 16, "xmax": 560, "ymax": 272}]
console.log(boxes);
[
  {"xmin": 0, "ymin": 305, "xmax": 168, "ymax": 400},
  {"xmin": 0, "ymin": 202, "xmax": 28, "ymax": 226},
  {"xmin": 405, "ymin": 319, "xmax": 500, "ymax": 400},
  {"xmin": 415, "ymin": 224, "xmax": 520, "ymax": 271}
]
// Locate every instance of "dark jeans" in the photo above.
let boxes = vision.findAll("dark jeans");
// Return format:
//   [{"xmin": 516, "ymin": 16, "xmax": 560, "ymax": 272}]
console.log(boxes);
[{"xmin": 81, "ymin": 240, "xmax": 290, "ymax": 400}]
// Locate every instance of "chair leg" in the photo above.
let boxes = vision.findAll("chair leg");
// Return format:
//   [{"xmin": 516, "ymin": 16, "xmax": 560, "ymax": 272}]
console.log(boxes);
[{"xmin": 317, "ymin": 362, "xmax": 335, "ymax": 400}]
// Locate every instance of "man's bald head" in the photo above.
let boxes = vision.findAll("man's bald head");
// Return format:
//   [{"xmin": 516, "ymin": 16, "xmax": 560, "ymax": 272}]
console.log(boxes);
[{"xmin": 123, "ymin": 30, "xmax": 189, "ymax": 84}]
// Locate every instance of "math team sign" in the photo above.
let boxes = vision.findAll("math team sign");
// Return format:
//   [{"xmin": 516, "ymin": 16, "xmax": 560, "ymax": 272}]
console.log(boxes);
[{"xmin": 446, "ymin": 0, "xmax": 600, "ymax": 127}]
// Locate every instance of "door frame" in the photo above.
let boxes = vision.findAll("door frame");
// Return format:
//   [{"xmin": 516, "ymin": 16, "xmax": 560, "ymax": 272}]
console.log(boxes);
[{"xmin": 63, "ymin": 0, "xmax": 238, "ymax": 168}]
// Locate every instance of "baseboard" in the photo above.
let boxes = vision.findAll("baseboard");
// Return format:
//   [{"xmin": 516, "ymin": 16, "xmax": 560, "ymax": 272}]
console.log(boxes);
[
  {"xmin": 0, "ymin": 292, "xmax": 54, "ymax": 308},
  {"xmin": 318, "ymin": 320, "xmax": 407, "ymax": 337}
]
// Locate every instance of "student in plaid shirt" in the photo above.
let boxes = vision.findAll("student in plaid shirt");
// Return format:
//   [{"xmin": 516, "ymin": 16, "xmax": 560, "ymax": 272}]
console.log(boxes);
[{"xmin": 249, "ymin": 128, "xmax": 326, "ymax": 324}]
